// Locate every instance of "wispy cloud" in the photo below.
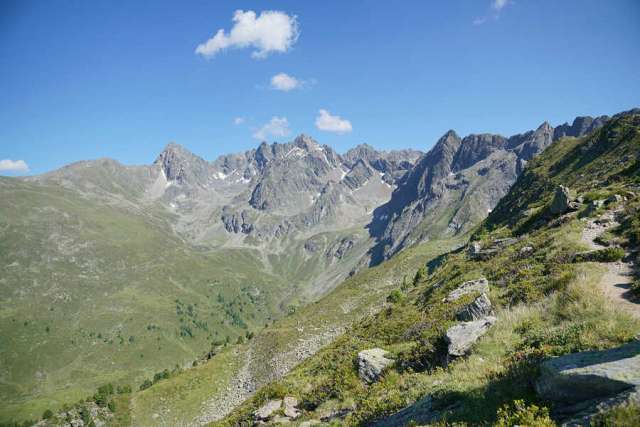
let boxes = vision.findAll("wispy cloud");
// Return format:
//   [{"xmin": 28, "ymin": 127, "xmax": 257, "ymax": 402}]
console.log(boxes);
[
  {"xmin": 195, "ymin": 10, "xmax": 299, "ymax": 59},
  {"xmin": 474, "ymin": 0, "xmax": 511, "ymax": 25},
  {"xmin": 253, "ymin": 116, "xmax": 291, "ymax": 140},
  {"xmin": 315, "ymin": 109, "xmax": 352, "ymax": 134},
  {"xmin": 234, "ymin": 117, "xmax": 245, "ymax": 125},
  {"xmin": 492, "ymin": 0, "xmax": 510, "ymax": 11},
  {"xmin": 0, "ymin": 159, "xmax": 29, "ymax": 174}
]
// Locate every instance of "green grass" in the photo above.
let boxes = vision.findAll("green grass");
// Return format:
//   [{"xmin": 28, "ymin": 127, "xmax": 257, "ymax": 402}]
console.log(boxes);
[{"xmin": 0, "ymin": 179, "xmax": 298, "ymax": 423}]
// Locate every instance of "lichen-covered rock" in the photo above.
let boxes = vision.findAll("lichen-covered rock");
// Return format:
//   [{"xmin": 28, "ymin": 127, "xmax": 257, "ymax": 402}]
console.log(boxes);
[
  {"xmin": 446, "ymin": 316, "xmax": 497, "ymax": 357},
  {"xmin": 254, "ymin": 399, "xmax": 282, "ymax": 420},
  {"xmin": 535, "ymin": 341, "xmax": 640, "ymax": 404},
  {"xmin": 283, "ymin": 396, "xmax": 300, "ymax": 419},
  {"xmin": 445, "ymin": 278, "xmax": 489, "ymax": 302},
  {"xmin": 357, "ymin": 348, "xmax": 394, "ymax": 383},
  {"xmin": 456, "ymin": 293, "xmax": 494, "ymax": 321}
]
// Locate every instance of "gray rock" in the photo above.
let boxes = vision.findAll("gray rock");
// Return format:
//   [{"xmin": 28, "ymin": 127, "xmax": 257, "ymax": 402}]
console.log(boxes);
[
  {"xmin": 446, "ymin": 316, "xmax": 497, "ymax": 357},
  {"xmin": 445, "ymin": 278, "xmax": 489, "ymax": 302},
  {"xmin": 357, "ymin": 348, "xmax": 394, "ymax": 383},
  {"xmin": 535, "ymin": 341, "xmax": 640, "ymax": 404},
  {"xmin": 254, "ymin": 399, "xmax": 282, "ymax": 420},
  {"xmin": 519, "ymin": 246, "xmax": 534, "ymax": 257},
  {"xmin": 299, "ymin": 420, "xmax": 322, "ymax": 427},
  {"xmin": 456, "ymin": 293, "xmax": 494, "ymax": 321},
  {"xmin": 467, "ymin": 242, "xmax": 482, "ymax": 257},
  {"xmin": 550, "ymin": 185, "xmax": 575, "ymax": 215},
  {"xmin": 283, "ymin": 396, "xmax": 300, "ymax": 419}
]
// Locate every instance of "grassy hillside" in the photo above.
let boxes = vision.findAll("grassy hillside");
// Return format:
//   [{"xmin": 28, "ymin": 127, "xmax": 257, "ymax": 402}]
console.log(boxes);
[
  {"xmin": 0, "ymin": 178, "xmax": 291, "ymax": 423},
  {"xmin": 214, "ymin": 113, "xmax": 640, "ymax": 425},
  {"xmin": 126, "ymin": 237, "xmax": 462, "ymax": 426}
]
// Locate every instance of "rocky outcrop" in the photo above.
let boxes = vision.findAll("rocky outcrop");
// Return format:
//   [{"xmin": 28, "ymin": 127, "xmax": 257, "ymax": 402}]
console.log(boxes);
[
  {"xmin": 445, "ymin": 278, "xmax": 489, "ymax": 302},
  {"xmin": 357, "ymin": 348, "xmax": 394, "ymax": 383},
  {"xmin": 535, "ymin": 341, "xmax": 640, "ymax": 424},
  {"xmin": 456, "ymin": 293, "xmax": 494, "ymax": 321},
  {"xmin": 550, "ymin": 185, "xmax": 580, "ymax": 215},
  {"xmin": 445, "ymin": 316, "xmax": 497, "ymax": 357}
]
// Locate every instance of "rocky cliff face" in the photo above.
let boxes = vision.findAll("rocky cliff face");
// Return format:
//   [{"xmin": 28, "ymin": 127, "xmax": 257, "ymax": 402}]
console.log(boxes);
[{"xmin": 367, "ymin": 114, "xmax": 610, "ymax": 264}]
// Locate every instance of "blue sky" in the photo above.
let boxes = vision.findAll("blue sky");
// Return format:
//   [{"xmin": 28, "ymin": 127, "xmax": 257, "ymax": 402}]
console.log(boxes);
[{"xmin": 1, "ymin": 0, "xmax": 639, "ymax": 175}]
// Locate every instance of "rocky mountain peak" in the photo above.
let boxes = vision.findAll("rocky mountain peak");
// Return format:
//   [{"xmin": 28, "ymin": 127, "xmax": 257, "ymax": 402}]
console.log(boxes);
[
  {"xmin": 154, "ymin": 142, "xmax": 211, "ymax": 186},
  {"xmin": 294, "ymin": 134, "xmax": 322, "ymax": 152}
]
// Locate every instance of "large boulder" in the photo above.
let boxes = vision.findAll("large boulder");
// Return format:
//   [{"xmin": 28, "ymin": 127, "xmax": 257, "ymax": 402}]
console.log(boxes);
[
  {"xmin": 550, "ymin": 185, "xmax": 580, "ymax": 215},
  {"xmin": 535, "ymin": 341, "xmax": 640, "ymax": 404},
  {"xmin": 456, "ymin": 293, "xmax": 494, "ymax": 321},
  {"xmin": 357, "ymin": 348, "xmax": 394, "ymax": 383},
  {"xmin": 445, "ymin": 278, "xmax": 489, "ymax": 302},
  {"xmin": 446, "ymin": 316, "xmax": 496, "ymax": 357}
]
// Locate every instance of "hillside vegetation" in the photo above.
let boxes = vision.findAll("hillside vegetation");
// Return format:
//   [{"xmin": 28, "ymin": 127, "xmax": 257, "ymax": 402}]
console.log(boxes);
[{"xmin": 214, "ymin": 112, "xmax": 640, "ymax": 425}]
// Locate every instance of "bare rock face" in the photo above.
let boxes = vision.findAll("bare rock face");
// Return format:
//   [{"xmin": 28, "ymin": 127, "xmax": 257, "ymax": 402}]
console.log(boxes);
[
  {"xmin": 445, "ymin": 278, "xmax": 489, "ymax": 302},
  {"xmin": 456, "ymin": 293, "xmax": 494, "ymax": 321},
  {"xmin": 357, "ymin": 348, "xmax": 394, "ymax": 383},
  {"xmin": 446, "ymin": 316, "xmax": 496, "ymax": 357},
  {"xmin": 367, "ymin": 114, "xmax": 607, "ymax": 265}
]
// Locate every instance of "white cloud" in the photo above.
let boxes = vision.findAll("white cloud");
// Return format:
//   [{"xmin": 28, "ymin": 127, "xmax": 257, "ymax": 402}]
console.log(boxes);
[
  {"xmin": 492, "ymin": 0, "xmax": 509, "ymax": 11},
  {"xmin": 315, "ymin": 109, "xmax": 352, "ymax": 134},
  {"xmin": 270, "ymin": 73, "xmax": 300, "ymax": 91},
  {"xmin": 195, "ymin": 10, "xmax": 299, "ymax": 59},
  {"xmin": 474, "ymin": 0, "xmax": 511, "ymax": 25},
  {"xmin": 253, "ymin": 116, "xmax": 291, "ymax": 140},
  {"xmin": 234, "ymin": 117, "xmax": 245, "ymax": 125},
  {"xmin": 0, "ymin": 159, "xmax": 29, "ymax": 173}
]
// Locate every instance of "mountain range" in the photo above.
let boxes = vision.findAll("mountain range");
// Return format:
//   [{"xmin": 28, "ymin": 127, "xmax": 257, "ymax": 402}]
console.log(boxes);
[{"xmin": 0, "ymin": 110, "xmax": 622, "ymax": 424}]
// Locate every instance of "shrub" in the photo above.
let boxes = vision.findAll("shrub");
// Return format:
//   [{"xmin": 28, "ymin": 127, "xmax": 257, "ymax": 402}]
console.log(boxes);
[
  {"xmin": 495, "ymin": 399, "xmax": 554, "ymax": 427},
  {"xmin": 592, "ymin": 402, "xmax": 640, "ymax": 426},
  {"xmin": 631, "ymin": 280, "xmax": 640, "ymax": 298},
  {"xmin": 139, "ymin": 379, "xmax": 152, "ymax": 391},
  {"xmin": 387, "ymin": 290, "xmax": 404, "ymax": 304},
  {"xmin": 574, "ymin": 247, "xmax": 625, "ymax": 263},
  {"xmin": 97, "ymin": 383, "xmax": 114, "ymax": 396},
  {"xmin": 42, "ymin": 409, "xmax": 53, "ymax": 420}
]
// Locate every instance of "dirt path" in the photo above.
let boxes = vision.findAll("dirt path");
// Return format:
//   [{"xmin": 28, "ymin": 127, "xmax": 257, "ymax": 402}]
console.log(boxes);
[{"xmin": 580, "ymin": 213, "xmax": 640, "ymax": 318}]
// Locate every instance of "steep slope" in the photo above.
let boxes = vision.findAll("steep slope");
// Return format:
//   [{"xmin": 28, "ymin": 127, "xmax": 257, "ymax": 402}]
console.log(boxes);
[
  {"xmin": 215, "ymin": 110, "xmax": 639, "ymax": 426},
  {"xmin": 368, "ymin": 114, "xmax": 609, "ymax": 264}
]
